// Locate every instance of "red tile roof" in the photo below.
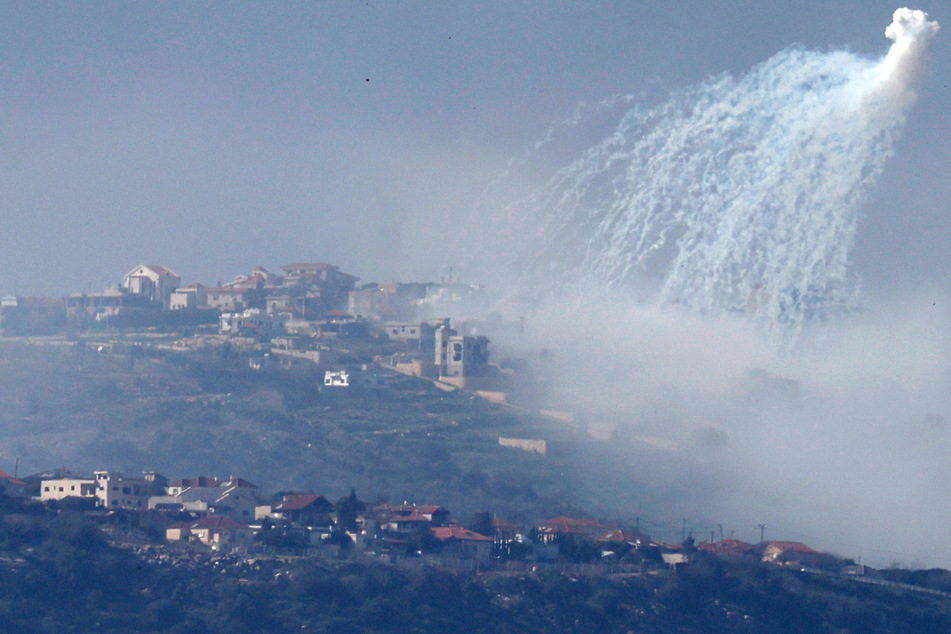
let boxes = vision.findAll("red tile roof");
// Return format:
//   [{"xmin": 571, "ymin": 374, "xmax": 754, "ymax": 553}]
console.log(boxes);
[
  {"xmin": 431, "ymin": 526, "xmax": 492, "ymax": 542},
  {"xmin": 146, "ymin": 265, "xmax": 179, "ymax": 278},
  {"xmin": 596, "ymin": 529, "xmax": 654, "ymax": 546},
  {"xmin": 218, "ymin": 477, "xmax": 256, "ymax": 489},
  {"xmin": 536, "ymin": 517, "xmax": 608, "ymax": 533},
  {"xmin": 272, "ymin": 494, "xmax": 332, "ymax": 512},
  {"xmin": 0, "ymin": 470, "xmax": 26, "ymax": 486}
]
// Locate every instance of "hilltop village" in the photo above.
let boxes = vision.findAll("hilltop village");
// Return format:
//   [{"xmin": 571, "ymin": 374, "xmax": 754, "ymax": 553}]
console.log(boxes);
[
  {"xmin": 4, "ymin": 263, "xmax": 951, "ymax": 631},
  {"xmin": 0, "ymin": 261, "xmax": 871, "ymax": 571},
  {"xmin": 0, "ymin": 262, "xmax": 527, "ymax": 401}
]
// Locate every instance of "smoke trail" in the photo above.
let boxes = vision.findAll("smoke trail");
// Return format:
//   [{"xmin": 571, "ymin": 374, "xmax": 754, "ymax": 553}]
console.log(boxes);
[{"xmin": 478, "ymin": 9, "xmax": 939, "ymax": 348}]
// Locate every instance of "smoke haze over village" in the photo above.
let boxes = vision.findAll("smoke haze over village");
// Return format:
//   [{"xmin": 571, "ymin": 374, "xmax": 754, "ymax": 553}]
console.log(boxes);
[{"xmin": 2, "ymin": 2, "xmax": 951, "ymax": 571}]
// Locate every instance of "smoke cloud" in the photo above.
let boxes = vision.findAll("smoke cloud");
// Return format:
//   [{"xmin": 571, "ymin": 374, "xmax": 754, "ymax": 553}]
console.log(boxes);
[{"xmin": 452, "ymin": 9, "xmax": 947, "ymax": 566}]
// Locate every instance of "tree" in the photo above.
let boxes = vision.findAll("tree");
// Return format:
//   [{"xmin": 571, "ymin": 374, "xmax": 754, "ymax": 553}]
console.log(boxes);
[
  {"xmin": 468, "ymin": 512, "xmax": 492, "ymax": 537},
  {"xmin": 335, "ymin": 489, "xmax": 366, "ymax": 533}
]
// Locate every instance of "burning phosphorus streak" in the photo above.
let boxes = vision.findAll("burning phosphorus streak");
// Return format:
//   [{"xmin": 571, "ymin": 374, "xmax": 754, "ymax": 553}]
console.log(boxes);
[{"xmin": 497, "ymin": 8, "xmax": 939, "ymax": 349}]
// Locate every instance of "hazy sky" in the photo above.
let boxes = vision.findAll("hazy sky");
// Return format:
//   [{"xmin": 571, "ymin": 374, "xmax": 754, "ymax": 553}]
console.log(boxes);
[{"xmin": 0, "ymin": 2, "xmax": 947, "ymax": 296}]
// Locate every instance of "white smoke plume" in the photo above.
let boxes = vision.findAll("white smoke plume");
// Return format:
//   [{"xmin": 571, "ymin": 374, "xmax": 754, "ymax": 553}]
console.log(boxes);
[
  {"xmin": 878, "ymin": 7, "xmax": 940, "ymax": 105},
  {"xmin": 462, "ymin": 8, "xmax": 939, "ymax": 351},
  {"xmin": 458, "ymin": 10, "xmax": 947, "ymax": 567}
]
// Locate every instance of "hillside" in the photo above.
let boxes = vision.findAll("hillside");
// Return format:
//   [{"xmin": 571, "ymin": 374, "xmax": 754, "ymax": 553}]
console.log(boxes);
[
  {"xmin": 0, "ymin": 340, "xmax": 600, "ymax": 522},
  {"xmin": 3, "ymin": 502, "xmax": 951, "ymax": 633}
]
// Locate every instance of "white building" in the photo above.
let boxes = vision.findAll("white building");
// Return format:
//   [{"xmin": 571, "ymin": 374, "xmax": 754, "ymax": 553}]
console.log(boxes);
[
  {"xmin": 122, "ymin": 264, "xmax": 181, "ymax": 309},
  {"xmin": 219, "ymin": 308, "xmax": 289, "ymax": 336}
]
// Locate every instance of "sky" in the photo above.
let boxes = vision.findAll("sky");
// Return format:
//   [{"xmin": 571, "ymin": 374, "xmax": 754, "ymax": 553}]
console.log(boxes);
[{"xmin": 0, "ymin": 1, "xmax": 947, "ymax": 297}]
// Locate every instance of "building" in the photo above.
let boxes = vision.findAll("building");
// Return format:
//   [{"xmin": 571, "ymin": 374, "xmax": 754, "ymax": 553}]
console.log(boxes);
[
  {"xmin": 93, "ymin": 471, "xmax": 167, "ymax": 510},
  {"xmin": 430, "ymin": 526, "xmax": 494, "ymax": 561},
  {"xmin": 534, "ymin": 517, "xmax": 609, "ymax": 544},
  {"xmin": 169, "ymin": 283, "xmax": 208, "ymax": 310},
  {"xmin": 40, "ymin": 477, "xmax": 98, "ymax": 501},
  {"xmin": 373, "ymin": 504, "xmax": 451, "ymax": 534},
  {"xmin": 219, "ymin": 308, "xmax": 288, "ymax": 336},
  {"xmin": 257, "ymin": 493, "xmax": 335, "ymax": 526},
  {"xmin": 698, "ymin": 539, "xmax": 755, "ymax": 557},
  {"xmin": 324, "ymin": 370, "xmax": 350, "ymax": 387},
  {"xmin": 121, "ymin": 264, "xmax": 181, "ymax": 309},
  {"xmin": 385, "ymin": 318, "xmax": 450, "ymax": 350},
  {"xmin": 66, "ymin": 288, "xmax": 151, "ymax": 322},
  {"xmin": 40, "ymin": 470, "xmax": 167, "ymax": 509},
  {"xmin": 166, "ymin": 516, "xmax": 254, "ymax": 548},
  {"xmin": 348, "ymin": 282, "xmax": 427, "ymax": 322},
  {"xmin": 435, "ymin": 326, "xmax": 489, "ymax": 378},
  {"xmin": 149, "ymin": 476, "xmax": 260, "ymax": 521},
  {"xmin": 276, "ymin": 262, "xmax": 359, "ymax": 317},
  {"xmin": 761, "ymin": 541, "xmax": 819, "ymax": 566}
]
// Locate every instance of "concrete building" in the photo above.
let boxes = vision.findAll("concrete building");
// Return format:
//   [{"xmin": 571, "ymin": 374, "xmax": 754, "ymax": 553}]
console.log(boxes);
[
  {"xmin": 40, "ymin": 477, "xmax": 98, "ymax": 501},
  {"xmin": 40, "ymin": 470, "xmax": 166, "ymax": 509},
  {"xmin": 169, "ymin": 283, "xmax": 208, "ymax": 310},
  {"xmin": 149, "ymin": 476, "xmax": 260, "ymax": 521},
  {"xmin": 93, "ymin": 471, "xmax": 166, "ymax": 510},
  {"xmin": 348, "ymin": 282, "xmax": 427, "ymax": 322},
  {"xmin": 435, "ymin": 326, "xmax": 489, "ymax": 378},
  {"xmin": 67, "ymin": 288, "xmax": 151, "ymax": 321},
  {"xmin": 121, "ymin": 264, "xmax": 181, "ymax": 309},
  {"xmin": 219, "ymin": 308, "xmax": 289, "ymax": 336}
]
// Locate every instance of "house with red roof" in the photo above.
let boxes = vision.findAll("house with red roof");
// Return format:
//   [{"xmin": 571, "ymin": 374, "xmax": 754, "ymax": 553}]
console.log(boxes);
[
  {"xmin": 276, "ymin": 262, "xmax": 359, "ymax": 317},
  {"xmin": 431, "ymin": 526, "xmax": 494, "ymax": 561},
  {"xmin": 122, "ymin": 264, "xmax": 181, "ymax": 309},
  {"xmin": 257, "ymin": 493, "xmax": 335, "ymax": 527},
  {"xmin": 166, "ymin": 515, "xmax": 253, "ymax": 549},
  {"xmin": 373, "ymin": 504, "xmax": 451, "ymax": 534},
  {"xmin": 761, "ymin": 541, "xmax": 819, "ymax": 566},
  {"xmin": 596, "ymin": 529, "xmax": 658, "ymax": 550},
  {"xmin": 535, "ymin": 516, "xmax": 609, "ymax": 544},
  {"xmin": 490, "ymin": 517, "xmax": 521, "ymax": 541}
]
